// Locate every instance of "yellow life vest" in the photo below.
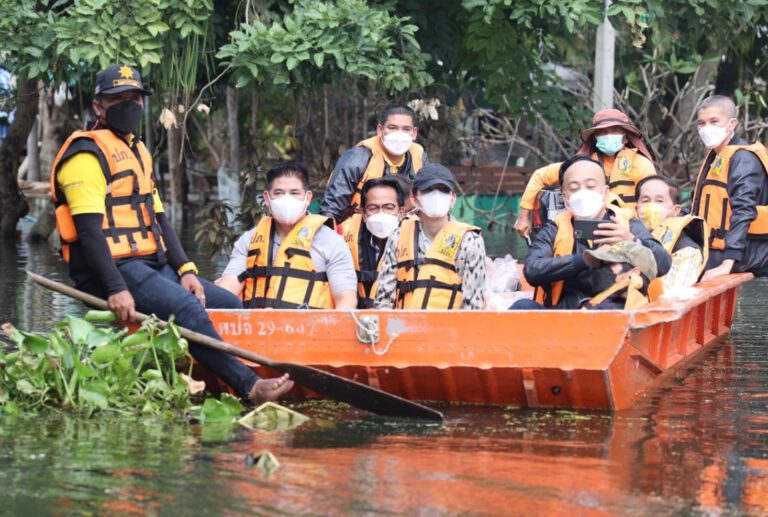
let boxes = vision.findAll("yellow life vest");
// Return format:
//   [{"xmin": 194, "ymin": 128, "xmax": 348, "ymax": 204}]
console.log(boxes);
[
  {"xmin": 395, "ymin": 218, "xmax": 480, "ymax": 309},
  {"xmin": 239, "ymin": 214, "xmax": 335, "ymax": 309},
  {"xmin": 648, "ymin": 215, "xmax": 709, "ymax": 301},
  {"xmin": 595, "ymin": 148, "xmax": 648, "ymax": 209},
  {"xmin": 692, "ymin": 142, "xmax": 768, "ymax": 250},
  {"xmin": 581, "ymin": 273, "xmax": 649, "ymax": 310},
  {"xmin": 533, "ymin": 207, "xmax": 633, "ymax": 307},
  {"xmin": 348, "ymin": 135, "xmax": 424, "ymax": 210},
  {"xmin": 50, "ymin": 129, "xmax": 163, "ymax": 263},
  {"xmin": 340, "ymin": 213, "xmax": 381, "ymax": 309}
]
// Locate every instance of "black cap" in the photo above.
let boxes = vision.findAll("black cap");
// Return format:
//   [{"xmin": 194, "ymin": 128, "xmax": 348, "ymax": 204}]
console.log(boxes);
[
  {"xmin": 94, "ymin": 65, "xmax": 152, "ymax": 96},
  {"xmin": 413, "ymin": 163, "xmax": 456, "ymax": 192}
]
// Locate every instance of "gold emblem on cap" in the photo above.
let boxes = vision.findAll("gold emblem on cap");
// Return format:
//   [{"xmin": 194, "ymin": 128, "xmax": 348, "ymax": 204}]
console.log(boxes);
[{"xmin": 118, "ymin": 66, "xmax": 134, "ymax": 79}]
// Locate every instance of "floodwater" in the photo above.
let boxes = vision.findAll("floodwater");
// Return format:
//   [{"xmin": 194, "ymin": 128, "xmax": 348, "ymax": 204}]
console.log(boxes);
[{"xmin": 1, "ymin": 221, "xmax": 768, "ymax": 515}]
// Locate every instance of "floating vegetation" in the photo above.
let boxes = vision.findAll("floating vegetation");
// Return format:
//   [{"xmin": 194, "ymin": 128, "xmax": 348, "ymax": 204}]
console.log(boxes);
[
  {"xmin": 245, "ymin": 450, "xmax": 280, "ymax": 477},
  {"xmin": 0, "ymin": 311, "xmax": 310, "ymax": 439},
  {"xmin": 238, "ymin": 401, "xmax": 309, "ymax": 431},
  {"xmin": 0, "ymin": 311, "xmax": 193, "ymax": 417}
]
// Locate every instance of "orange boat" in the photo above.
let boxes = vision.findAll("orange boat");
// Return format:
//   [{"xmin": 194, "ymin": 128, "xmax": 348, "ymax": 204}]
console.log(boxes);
[{"xmin": 208, "ymin": 273, "xmax": 753, "ymax": 410}]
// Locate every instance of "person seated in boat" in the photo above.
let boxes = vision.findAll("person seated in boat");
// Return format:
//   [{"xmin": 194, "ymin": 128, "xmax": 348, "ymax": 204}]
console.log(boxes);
[
  {"xmin": 216, "ymin": 161, "xmax": 358, "ymax": 309},
  {"xmin": 635, "ymin": 176, "xmax": 708, "ymax": 298},
  {"xmin": 339, "ymin": 176, "xmax": 410, "ymax": 309},
  {"xmin": 510, "ymin": 155, "xmax": 671, "ymax": 310},
  {"xmin": 374, "ymin": 164, "xmax": 487, "ymax": 310},
  {"xmin": 513, "ymin": 108, "xmax": 657, "ymax": 238},
  {"xmin": 320, "ymin": 104, "xmax": 427, "ymax": 224}
]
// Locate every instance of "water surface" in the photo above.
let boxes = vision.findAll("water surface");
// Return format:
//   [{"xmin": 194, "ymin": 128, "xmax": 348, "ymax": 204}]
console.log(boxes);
[{"xmin": 1, "ymin": 222, "xmax": 767, "ymax": 515}]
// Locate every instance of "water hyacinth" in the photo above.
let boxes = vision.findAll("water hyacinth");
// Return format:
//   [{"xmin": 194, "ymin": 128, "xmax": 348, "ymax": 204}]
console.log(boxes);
[{"xmin": 0, "ymin": 312, "xmax": 194, "ymax": 416}]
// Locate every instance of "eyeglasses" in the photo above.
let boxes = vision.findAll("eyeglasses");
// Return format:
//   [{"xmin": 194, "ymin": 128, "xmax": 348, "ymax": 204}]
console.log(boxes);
[{"xmin": 364, "ymin": 203, "xmax": 399, "ymax": 215}]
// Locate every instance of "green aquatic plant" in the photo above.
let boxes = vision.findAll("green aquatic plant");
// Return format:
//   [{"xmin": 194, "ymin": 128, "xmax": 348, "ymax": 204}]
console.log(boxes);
[
  {"xmin": 0, "ymin": 312, "xmax": 310, "ymax": 430},
  {"xmin": 0, "ymin": 311, "xmax": 193, "ymax": 416}
]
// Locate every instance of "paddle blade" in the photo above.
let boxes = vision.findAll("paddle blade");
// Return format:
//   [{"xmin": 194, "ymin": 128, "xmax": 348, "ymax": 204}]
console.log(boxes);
[{"xmin": 273, "ymin": 362, "xmax": 444, "ymax": 421}]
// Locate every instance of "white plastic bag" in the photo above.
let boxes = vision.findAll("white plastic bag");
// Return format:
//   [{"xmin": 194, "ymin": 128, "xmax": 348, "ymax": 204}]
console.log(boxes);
[
  {"xmin": 485, "ymin": 254, "xmax": 522, "ymax": 293},
  {"xmin": 484, "ymin": 254, "xmax": 527, "ymax": 310}
]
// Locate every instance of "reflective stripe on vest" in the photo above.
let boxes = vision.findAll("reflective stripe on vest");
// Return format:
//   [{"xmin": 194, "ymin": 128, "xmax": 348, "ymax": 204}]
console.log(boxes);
[
  {"xmin": 581, "ymin": 273, "xmax": 649, "ymax": 310},
  {"xmin": 394, "ymin": 218, "xmax": 480, "ymax": 310},
  {"xmin": 340, "ymin": 213, "xmax": 380, "ymax": 309},
  {"xmin": 50, "ymin": 130, "xmax": 163, "ymax": 262},
  {"xmin": 647, "ymin": 215, "xmax": 709, "ymax": 301},
  {"xmin": 239, "ymin": 214, "xmax": 335, "ymax": 309},
  {"xmin": 349, "ymin": 135, "xmax": 424, "ymax": 210},
  {"xmin": 692, "ymin": 142, "xmax": 768, "ymax": 250}
]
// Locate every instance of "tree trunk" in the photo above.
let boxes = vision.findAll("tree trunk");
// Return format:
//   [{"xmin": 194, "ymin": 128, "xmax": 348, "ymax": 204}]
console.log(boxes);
[
  {"xmin": 0, "ymin": 76, "xmax": 38, "ymax": 238},
  {"xmin": 28, "ymin": 200, "xmax": 55, "ymax": 242},
  {"xmin": 226, "ymin": 85, "xmax": 240, "ymax": 175},
  {"xmin": 25, "ymin": 116, "xmax": 40, "ymax": 181},
  {"xmin": 38, "ymin": 82, "xmax": 67, "ymax": 181},
  {"xmin": 219, "ymin": 85, "xmax": 241, "ymax": 218},
  {"xmin": 167, "ymin": 120, "xmax": 184, "ymax": 223}
]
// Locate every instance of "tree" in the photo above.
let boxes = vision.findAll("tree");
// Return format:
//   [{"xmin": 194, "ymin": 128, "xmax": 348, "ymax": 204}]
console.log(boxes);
[{"xmin": 0, "ymin": 0, "xmax": 216, "ymax": 236}]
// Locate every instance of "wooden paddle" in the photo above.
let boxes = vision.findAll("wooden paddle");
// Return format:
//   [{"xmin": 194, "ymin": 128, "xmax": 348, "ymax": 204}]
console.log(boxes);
[{"xmin": 27, "ymin": 271, "xmax": 443, "ymax": 421}]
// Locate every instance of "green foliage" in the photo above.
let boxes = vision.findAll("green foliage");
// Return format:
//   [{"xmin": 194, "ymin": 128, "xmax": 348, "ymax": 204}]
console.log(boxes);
[
  {"xmin": 0, "ymin": 0, "xmax": 213, "ymax": 81},
  {"xmin": 217, "ymin": 0, "xmax": 432, "ymax": 93},
  {"xmin": 0, "ymin": 312, "xmax": 192, "ymax": 416},
  {"xmin": 193, "ymin": 201, "xmax": 242, "ymax": 259},
  {"xmin": 461, "ymin": 0, "xmax": 600, "ymax": 124}
]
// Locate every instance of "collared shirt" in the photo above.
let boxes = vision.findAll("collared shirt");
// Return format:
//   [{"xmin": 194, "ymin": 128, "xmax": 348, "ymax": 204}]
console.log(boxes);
[{"xmin": 374, "ymin": 222, "xmax": 487, "ymax": 310}]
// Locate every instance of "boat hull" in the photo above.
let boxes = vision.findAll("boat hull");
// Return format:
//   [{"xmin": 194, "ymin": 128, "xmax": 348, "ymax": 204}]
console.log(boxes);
[{"xmin": 208, "ymin": 273, "xmax": 751, "ymax": 410}]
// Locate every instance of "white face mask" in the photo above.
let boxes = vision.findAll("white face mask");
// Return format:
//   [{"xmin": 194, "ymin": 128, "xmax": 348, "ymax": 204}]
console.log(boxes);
[
  {"xmin": 269, "ymin": 193, "xmax": 307, "ymax": 225},
  {"xmin": 382, "ymin": 131, "xmax": 413, "ymax": 156},
  {"xmin": 567, "ymin": 188, "xmax": 604, "ymax": 219},
  {"xmin": 698, "ymin": 123, "xmax": 732, "ymax": 149},
  {"xmin": 365, "ymin": 213, "xmax": 399, "ymax": 239},
  {"xmin": 417, "ymin": 190, "xmax": 453, "ymax": 218}
]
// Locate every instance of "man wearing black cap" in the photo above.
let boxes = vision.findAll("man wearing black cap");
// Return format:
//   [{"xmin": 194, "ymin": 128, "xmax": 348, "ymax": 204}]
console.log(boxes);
[
  {"xmin": 50, "ymin": 64, "xmax": 293, "ymax": 404},
  {"xmin": 374, "ymin": 164, "xmax": 487, "ymax": 310}
]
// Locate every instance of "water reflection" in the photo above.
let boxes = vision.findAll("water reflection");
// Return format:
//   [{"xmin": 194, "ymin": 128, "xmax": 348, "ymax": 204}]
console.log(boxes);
[{"xmin": 1, "ymin": 225, "xmax": 767, "ymax": 514}]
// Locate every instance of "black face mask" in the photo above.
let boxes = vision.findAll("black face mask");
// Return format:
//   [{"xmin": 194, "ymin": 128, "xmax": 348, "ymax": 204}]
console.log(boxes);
[{"xmin": 103, "ymin": 100, "xmax": 143, "ymax": 135}]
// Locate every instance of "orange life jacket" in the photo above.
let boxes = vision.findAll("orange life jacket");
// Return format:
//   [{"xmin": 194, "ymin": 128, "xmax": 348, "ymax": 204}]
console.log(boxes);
[
  {"xmin": 239, "ymin": 215, "xmax": 335, "ymax": 309},
  {"xmin": 596, "ymin": 148, "xmax": 649, "ymax": 208},
  {"xmin": 50, "ymin": 129, "xmax": 163, "ymax": 263},
  {"xmin": 692, "ymin": 142, "xmax": 768, "ymax": 250},
  {"xmin": 394, "ymin": 218, "xmax": 480, "ymax": 309},
  {"xmin": 340, "ymin": 213, "xmax": 381, "ymax": 309},
  {"xmin": 648, "ymin": 215, "xmax": 709, "ymax": 301},
  {"xmin": 348, "ymin": 135, "xmax": 424, "ymax": 210},
  {"xmin": 533, "ymin": 207, "xmax": 633, "ymax": 307}
]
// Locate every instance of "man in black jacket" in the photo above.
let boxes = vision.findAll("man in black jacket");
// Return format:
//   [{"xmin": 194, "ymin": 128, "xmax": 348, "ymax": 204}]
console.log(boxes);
[
  {"xmin": 512, "ymin": 155, "xmax": 671, "ymax": 310},
  {"xmin": 692, "ymin": 95, "xmax": 768, "ymax": 279},
  {"xmin": 320, "ymin": 105, "xmax": 428, "ymax": 223}
]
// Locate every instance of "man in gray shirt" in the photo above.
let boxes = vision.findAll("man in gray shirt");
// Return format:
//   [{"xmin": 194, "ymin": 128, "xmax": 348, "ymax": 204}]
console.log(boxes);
[{"xmin": 216, "ymin": 161, "xmax": 357, "ymax": 309}]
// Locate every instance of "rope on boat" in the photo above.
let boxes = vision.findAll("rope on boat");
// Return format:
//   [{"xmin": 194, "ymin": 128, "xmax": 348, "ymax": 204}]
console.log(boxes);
[{"xmin": 347, "ymin": 310, "xmax": 399, "ymax": 356}]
